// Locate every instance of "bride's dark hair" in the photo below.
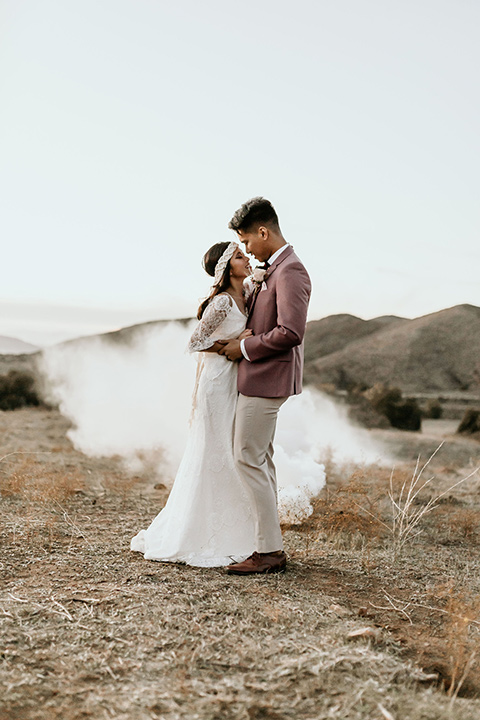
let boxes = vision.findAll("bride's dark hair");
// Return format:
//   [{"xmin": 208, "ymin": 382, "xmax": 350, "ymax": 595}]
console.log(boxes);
[{"xmin": 197, "ymin": 242, "xmax": 232, "ymax": 319}]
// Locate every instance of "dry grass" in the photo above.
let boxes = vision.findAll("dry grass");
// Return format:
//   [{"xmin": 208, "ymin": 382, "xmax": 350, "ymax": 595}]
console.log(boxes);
[
  {"xmin": 442, "ymin": 590, "xmax": 480, "ymax": 701},
  {"xmin": 306, "ymin": 472, "xmax": 386, "ymax": 551},
  {"xmin": 1, "ymin": 455, "xmax": 85, "ymax": 501},
  {"xmin": 1, "ymin": 409, "xmax": 480, "ymax": 719},
  {"xmin": 386, "ymin": 444, "xmax": 480, "ymax": 559},
  {"xmin": 306, "ymin": 448, "xmax": 480, "ymax": 563}
]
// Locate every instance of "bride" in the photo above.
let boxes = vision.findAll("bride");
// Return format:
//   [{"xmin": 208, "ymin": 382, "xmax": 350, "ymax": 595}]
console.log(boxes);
[{"xmin": 130, "ymin": 241, "xmax": 256, "ymax": 567}]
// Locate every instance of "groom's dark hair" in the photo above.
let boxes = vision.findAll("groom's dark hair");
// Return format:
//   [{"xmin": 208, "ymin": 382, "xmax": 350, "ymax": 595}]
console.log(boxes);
[{"xmin": 228, "ymin": 197, "xmax": 280, "ymax": 233}]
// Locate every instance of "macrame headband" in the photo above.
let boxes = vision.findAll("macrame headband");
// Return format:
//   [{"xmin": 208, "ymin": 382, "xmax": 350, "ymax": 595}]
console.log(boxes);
[{"xmin": 213, "ymin": 241, "xmax": 238, "ymax": 286}]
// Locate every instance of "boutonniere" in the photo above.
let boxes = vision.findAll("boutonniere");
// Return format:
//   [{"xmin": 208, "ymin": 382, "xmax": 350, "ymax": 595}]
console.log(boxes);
[
  {"xmin": 252, "ymin": 267, "xmax": 267, "ymax": 284},
  {"xmin": 251, "ymin": 267, "xmax": 269, "ymax": 294}
]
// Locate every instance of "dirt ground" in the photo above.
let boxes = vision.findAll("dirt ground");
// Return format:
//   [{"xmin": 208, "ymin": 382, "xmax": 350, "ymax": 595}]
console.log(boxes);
[{"xmin": 1, "ymin": 408, "xmax": 480, "ymax": 720}]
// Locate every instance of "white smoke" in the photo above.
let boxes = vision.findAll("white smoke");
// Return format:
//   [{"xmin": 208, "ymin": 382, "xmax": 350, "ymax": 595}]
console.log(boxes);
[
  {"xmin": 275, "ymin": 390, "xmax": 383, "ymax": 523},
  {"xmin": 41, "ymin": 321, "xmax": 385, "ymax": 523}
]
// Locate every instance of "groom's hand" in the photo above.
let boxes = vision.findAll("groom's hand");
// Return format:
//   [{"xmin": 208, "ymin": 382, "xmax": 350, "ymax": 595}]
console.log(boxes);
[{"xmin": 218, "ymin": 339, "xmax": 243, "ymax": 361}]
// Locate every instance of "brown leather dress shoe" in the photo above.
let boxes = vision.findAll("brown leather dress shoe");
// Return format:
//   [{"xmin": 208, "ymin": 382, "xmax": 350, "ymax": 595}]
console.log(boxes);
[{"xmin": 226, "ymin": 551, "xmax": 287, "ymax": 575}]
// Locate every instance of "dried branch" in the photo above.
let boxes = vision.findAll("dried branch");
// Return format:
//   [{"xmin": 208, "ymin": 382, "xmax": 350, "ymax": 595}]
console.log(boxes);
[
  {"xmin": 449, "ymin": 651, "xmax": 477, "ymax": 704},
  {"xmin": 50, "ymin": 597, "xmax": 74, "ymax": 622},
  {"xmin": 378, "ymin": 704, "xmax": 396, "ymax": 720},
  {"xmin": 387, "ymin": 445, "xmax": 479, "ymax": 559},
  {"xmin": 369, "ymin": 592, "xmax": 480, "ymax": 628},
  {"xmin": 0, "ymin": 451, "xmax": 52, "ymax": 464},
  {"xmin": 53, "ymin": 500, "xmax": 95, "ymax": 550}
]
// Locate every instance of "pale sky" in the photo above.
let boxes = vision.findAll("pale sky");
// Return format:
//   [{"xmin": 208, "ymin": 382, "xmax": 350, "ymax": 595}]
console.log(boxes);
[{"xmin": 1, "ymin": 0, "xmax": 479, "ymax": 346}]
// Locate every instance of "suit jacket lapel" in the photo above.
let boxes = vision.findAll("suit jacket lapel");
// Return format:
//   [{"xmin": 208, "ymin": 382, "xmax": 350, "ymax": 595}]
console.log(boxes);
[
  {"xmin": 266, "ymin": 245, "xmax": 294, "ymax": 278},
  {"xmin": 248, "ymin": 246, "xmax": 294, "ymax": 316}
]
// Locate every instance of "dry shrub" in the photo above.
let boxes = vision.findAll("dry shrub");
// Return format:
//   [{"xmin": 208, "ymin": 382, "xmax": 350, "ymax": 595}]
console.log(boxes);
[
  {"xmin": 363, "ymin": 384, "xmax": 422, "ymax": 431},
  {"xmin": 311, "ymin": 471, "xmax": 386, "ymax": 548},
  {"xmin": 0, "ymin": 370, "xmax": 42, "ymax": 410},
  {"xmin": 1, "ymin": 469, "xmax": 26, "ymax": 497},
  {"xmin": 1, "ymin": 457, "xmax": 85, "ymax": 503},
  {"xmin": 387, "ymin": 447, "xmax": 480, "ymax": 559},
  {"xmin": 457, "ymin": 409, "xmax": 480, "ymax": 440},
  {"xmin": 444, "ymin": 595, "xmax": 480, "ymax": 699},
  {"xmin": 449, "ymin": 509, "xmax": 480, "ymax": 542},
  {"xmin": 425, "ymin": 399, "xmax": 444, "ymax": 419},
  {"xmin": 28, "ymin": 472, "xmax": 85, "ymax": 504},
  {"xmin": 435, "ymin": 506, "xmax": 480, "ymax": 544},
  {"xmin": 426, "ymin": 583, "xmax": 480, "ymax": 698},
  {"xmin": 304, "ymin": 453, "xmax": 480, "ymax": 561}
]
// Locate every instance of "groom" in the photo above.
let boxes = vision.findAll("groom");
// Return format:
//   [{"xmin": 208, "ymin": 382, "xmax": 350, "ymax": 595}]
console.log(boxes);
[{"xmin": 218, "ymin": 197, "xmax": 311, "ymax": 574}]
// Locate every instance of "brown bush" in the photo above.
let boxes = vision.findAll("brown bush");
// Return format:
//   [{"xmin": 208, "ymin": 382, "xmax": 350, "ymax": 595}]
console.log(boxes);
[
  {"xmin": 457, "ymin": 409, "xmax": 480, "ymax": 436},
  {"xmin": 424, "ymin": 399, "xmax": 444, "ymax": 419},
  {"xmin": 0, "ymin": 370, "xmax": 42, "ymax": 411},
  {"xmin": 363, "ymin": 383, "xmax": 422, "ymax": 431}
]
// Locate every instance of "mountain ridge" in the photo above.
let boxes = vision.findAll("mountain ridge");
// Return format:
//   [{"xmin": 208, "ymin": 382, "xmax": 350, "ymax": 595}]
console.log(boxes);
[
  {"xmin": 304, "ymin": 304, "xmax": 480, "ymax": 393},
  {"xmin": 1, "ymin": 304, "xmax": 479, "ymax": 396}
]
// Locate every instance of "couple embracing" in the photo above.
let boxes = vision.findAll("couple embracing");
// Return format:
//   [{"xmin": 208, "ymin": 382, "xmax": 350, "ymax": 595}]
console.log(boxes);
[{"xmin": 131, "ymin": 197, "xmax": 311, "ymax": 574}]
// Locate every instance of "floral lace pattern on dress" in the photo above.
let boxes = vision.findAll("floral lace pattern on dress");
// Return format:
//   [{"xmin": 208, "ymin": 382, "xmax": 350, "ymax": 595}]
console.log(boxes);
[{"xmin": 188, "ymin": 294, "xmax": 233, "ymax": 353}]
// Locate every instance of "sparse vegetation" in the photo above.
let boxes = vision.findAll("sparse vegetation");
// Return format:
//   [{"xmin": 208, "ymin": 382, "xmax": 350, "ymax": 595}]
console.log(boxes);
[
  {"xmin": 343, "ymin": 384, "xmax": 439, "ymax": 432},
  {"xmin": 357, "ymin": 384, "xmax": 422, "ymax": 431},
  {"xmin": 386, "ymin": 445, "xmax": 479, "ymax": 560},
  {"xmin": 304, "ymin": 304, "xmax": 480, "ymax": 395},
  {"xmin": 1, "ymin": 408, "xmax": 480, "ymax": 719}
]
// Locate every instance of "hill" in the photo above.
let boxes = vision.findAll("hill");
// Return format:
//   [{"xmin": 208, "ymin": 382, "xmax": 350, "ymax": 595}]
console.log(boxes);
[
  {"xmin": 50, "ymin": 302, "xmax": 480, "ymax": 395},
  {"xmin": 2, "ymin": 305, "xmax": 480, "ymax": 398},
  {"xmin": 304, "ymin": 314, "xmax": 406, "ymax": 363},
  {"xmin": 304, "ymin": 304, "xmax": 480, "ymax": 394},
  {"xmin": 0, "ymin": 335, "xmax": 40, "ymax": 355},
  {"xmin": 60, "ymin": 317, "xmax": 192, "ymax": 348}
]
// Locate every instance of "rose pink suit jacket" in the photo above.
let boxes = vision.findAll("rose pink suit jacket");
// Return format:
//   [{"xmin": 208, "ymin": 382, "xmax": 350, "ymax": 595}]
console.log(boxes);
[{"xmin": 239, "ymin": 246, "xmax": 311, "ymax": 398}]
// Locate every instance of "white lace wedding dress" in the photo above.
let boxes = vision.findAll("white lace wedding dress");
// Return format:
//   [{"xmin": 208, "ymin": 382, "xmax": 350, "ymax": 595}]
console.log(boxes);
[{"xmin": 130, "ymin": 292, "xmax": 255, "ymax": 567}]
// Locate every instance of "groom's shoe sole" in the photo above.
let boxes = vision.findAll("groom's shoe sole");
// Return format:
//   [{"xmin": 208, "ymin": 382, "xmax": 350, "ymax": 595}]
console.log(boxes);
[
  {"xmin": 226, "ymin": 562, "xmax": 286, "ymax": 575},
  {"xmin": 226, "ymin": 552, "xmax": 287, "ymax": 575}
]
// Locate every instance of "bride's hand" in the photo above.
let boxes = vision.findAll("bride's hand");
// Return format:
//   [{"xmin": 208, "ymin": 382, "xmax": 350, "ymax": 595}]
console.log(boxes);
[{"xmin": 238, "ymin": 329, "xmax": 253, "ymax": 340}]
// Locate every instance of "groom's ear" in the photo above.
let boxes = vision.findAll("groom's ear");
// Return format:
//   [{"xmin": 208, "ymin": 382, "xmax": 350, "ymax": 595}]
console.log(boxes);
[{"xmin": 258, "ymin": 225, "xmax": 269, "ymax": 240}]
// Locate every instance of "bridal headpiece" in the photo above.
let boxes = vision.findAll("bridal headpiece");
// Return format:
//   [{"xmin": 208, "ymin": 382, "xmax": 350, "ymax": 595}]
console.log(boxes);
[{"xmin": 213, "ymin": 241, "xmax": 238, "ymax": 286}]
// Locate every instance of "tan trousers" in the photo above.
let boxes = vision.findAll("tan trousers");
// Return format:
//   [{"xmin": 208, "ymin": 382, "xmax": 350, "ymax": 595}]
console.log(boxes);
[{"xmin": 234, "ymin": 394, "xmax": 288, "ymax": 553}]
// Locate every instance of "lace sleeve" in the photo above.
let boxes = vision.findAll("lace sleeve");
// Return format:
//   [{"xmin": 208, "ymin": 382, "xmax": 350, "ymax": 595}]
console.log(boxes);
[{"xmin": 188, "ymin": 294, "xmax": 233, "ymax": 352}]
